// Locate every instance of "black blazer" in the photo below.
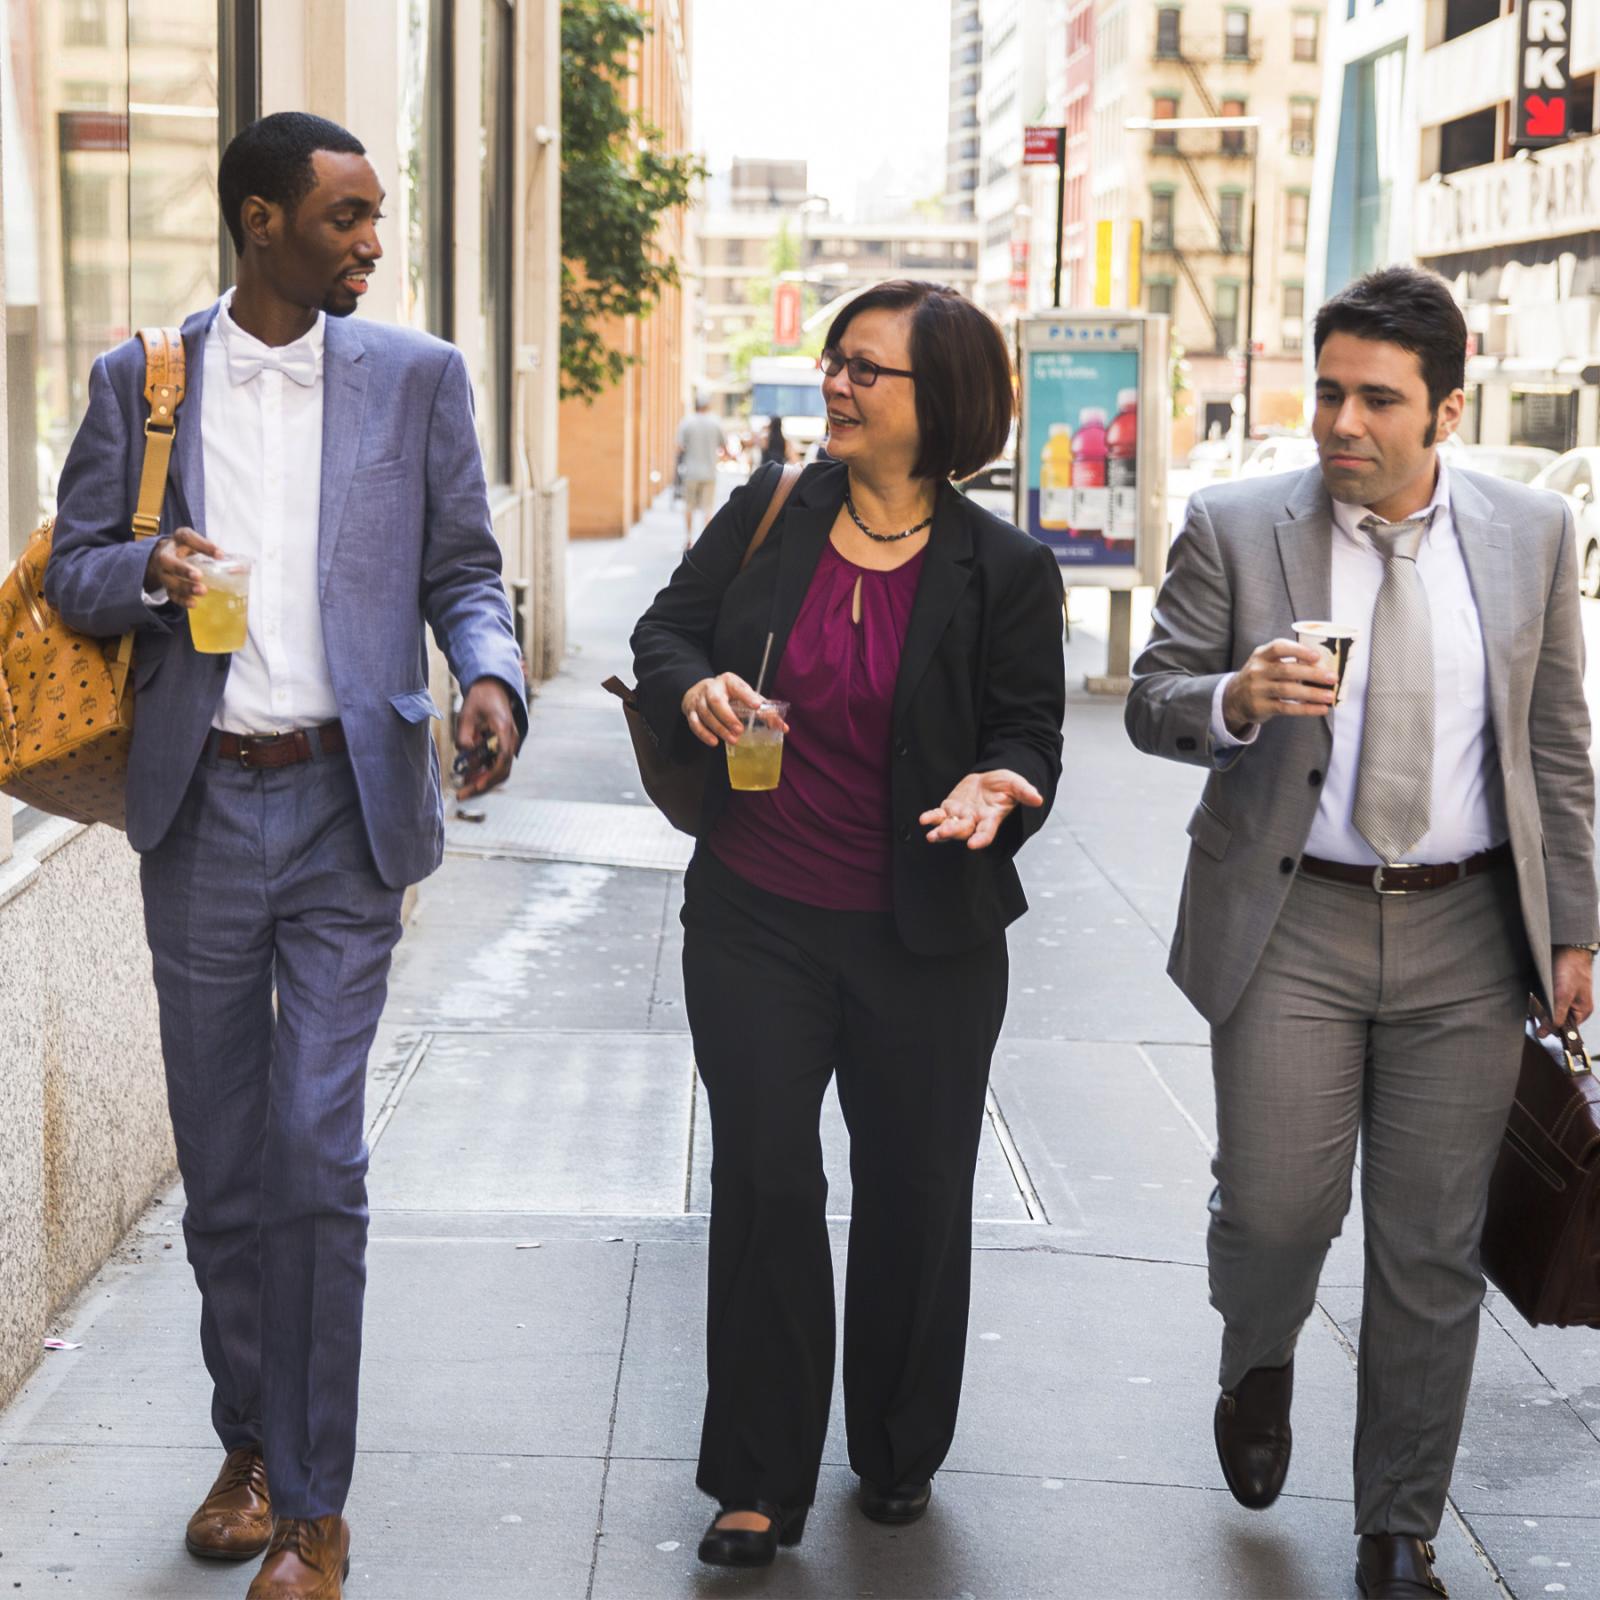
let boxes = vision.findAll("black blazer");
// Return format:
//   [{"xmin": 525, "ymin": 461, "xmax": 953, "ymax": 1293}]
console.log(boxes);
[{"xmin": 631, "ymin": 461, "xmax": 1066, "ymax": 956}]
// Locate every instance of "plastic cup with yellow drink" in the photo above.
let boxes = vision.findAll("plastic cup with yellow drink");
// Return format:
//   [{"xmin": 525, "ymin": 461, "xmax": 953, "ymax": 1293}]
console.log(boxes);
[
  {"xmin": 725, "ymin": 699, "xmax": 790, "ymax": 792},
  {"xmin": 188, "ymin": 554, "xmax": 254, "ymax": 654}
]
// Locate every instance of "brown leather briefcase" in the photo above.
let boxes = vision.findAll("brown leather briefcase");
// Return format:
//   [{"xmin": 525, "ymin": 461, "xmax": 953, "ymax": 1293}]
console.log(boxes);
[{"xmin": 1481, "ymin": 1019, "xmax": 1600, "ymax": 1328}]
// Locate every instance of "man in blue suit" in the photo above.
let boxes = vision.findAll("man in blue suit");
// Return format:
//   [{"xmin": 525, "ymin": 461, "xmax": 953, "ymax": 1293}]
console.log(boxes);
[{"xmin": 46, "ymin": 113, "xmax": 526, "ymax": 1600}]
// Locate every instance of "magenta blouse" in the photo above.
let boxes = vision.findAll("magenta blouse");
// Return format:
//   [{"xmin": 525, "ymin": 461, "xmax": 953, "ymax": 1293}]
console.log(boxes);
[{"xmin": 710, "ymin": 539, "xmax": 926, "ymax": 911}]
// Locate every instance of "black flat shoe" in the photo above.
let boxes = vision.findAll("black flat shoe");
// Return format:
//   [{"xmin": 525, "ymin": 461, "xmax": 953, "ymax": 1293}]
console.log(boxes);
[
  {"xmin": 858, "ymin": 1477, "xmax": 932, "ymax": 1525},
  {"xmin": 696, "ymin": 1502, "xmax": 809, "ymax": 1568},
  {"xmin": 1214, "ymin": 1358, "xmax": 1294, "ymax": 1509}
]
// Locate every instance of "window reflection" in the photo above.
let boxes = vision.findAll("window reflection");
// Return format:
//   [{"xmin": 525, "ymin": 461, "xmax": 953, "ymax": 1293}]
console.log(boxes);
[
  {"xmin": 479, "ymin": 0, "xmax": 512, "ymax": 484},
  {"xmin": 398, "ymin": 0, "xmax": 450, "ymax": 337},
  {"xmin": 3, "ymin": 0, "xmax": 218, "ymax": 557}
]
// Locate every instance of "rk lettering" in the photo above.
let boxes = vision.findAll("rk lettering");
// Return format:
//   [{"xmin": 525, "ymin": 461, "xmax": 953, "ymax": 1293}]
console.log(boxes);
[{"xmin": 1527, "ymin": 46, "xmax": 1567, "ymax": 90}]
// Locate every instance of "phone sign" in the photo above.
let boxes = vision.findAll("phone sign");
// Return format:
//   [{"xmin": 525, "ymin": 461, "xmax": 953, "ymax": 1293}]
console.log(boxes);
[{"xmin": 1515, "ymin": 0, "xmax": 1572, "ymax": 148}]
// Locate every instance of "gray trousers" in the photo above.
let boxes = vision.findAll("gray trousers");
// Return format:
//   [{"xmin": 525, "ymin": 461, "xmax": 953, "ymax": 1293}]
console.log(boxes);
[
  {"xmin": 1209, "ymin": 862, "xmax": 1531, "ymax": 1537},
  {"xmin": 141, "ymin": 742, "xmax": 404, "ymax": 1519}
]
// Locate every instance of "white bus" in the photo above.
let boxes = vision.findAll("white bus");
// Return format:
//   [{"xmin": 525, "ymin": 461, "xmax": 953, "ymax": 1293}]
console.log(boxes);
[{"xmin": 747, "ymin": 355, "xmax": 828, "ymax": 449}]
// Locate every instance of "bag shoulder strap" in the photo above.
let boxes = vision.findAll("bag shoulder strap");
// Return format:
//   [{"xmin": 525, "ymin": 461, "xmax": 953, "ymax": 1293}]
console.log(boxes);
[
  {"xmin": 131, "ymin": 327, "xmax": 187, "ymax": 541},
  {"xmin": 112, "ymin": 327, "xmax": 187, "ymax": 701},
  {"xmin": 739, "ymin": 462, "xmax": 802, "ymax": 573}
]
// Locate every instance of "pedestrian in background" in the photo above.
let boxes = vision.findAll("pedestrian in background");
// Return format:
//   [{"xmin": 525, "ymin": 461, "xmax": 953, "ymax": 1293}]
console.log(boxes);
[
  {"xmin": 761, "ymin": 414, "xmax": 790, "ymax": 466},
  {"xmin": 1126, "ymin": 265, "xmax": 1597, "ymax": 1600},
  {"xmin": 46, "ymin": 113, "xmax": 525, "ymax": 1600},
  {"xmin": 678, "ymin": 394, "xmax": 728, "ymax": 550},
  {"xmin": 631, "ymin": 279, "xmax": 1065, "ymax": 1568}
]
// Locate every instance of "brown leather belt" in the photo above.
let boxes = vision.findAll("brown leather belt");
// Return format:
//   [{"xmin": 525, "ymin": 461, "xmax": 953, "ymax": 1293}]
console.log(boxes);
[
  {"xmin": 1299, "ymin": 841, "xmax": 1512, "ymax": 896},
  {"xmin": 209, "ymin": 720, "xmax": 346, "ymax": 770}
]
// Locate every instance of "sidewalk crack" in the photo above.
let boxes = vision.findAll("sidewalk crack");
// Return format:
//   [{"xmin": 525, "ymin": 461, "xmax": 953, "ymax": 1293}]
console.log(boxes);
[
  {"xmin": 645, "ymin": 873, "xmax": 674, "ymax": 1029},
  {"xmin": 587, "ymin": 1241, "xmax": 641, "ymax": 1599}
]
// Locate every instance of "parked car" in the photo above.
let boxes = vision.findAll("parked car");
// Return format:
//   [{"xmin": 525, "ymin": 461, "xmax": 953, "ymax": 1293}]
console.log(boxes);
[
  {"xmin": 1237, "ymin": 435, "xmax": 1320, "ymax": 479},
  {"xmin": 1186, "ymin": 437, "xmax": 1235, "ymax": 481},
  {"xmin": 961, "ymin": 457, "xmax": 1015, "ymax": 521},
  {"xmin": 1531, "ymin": 448, "xmax": 1600, "ymax": 598},
  {"xmin": 1449, "ymin": 443, "xmax": 1557, "ymax": 484}
]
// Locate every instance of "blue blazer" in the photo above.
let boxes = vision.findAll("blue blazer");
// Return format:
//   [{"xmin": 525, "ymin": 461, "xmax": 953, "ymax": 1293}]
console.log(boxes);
[{"xmin": 45, "ymin": 302, "xmax": 528, "ymax": 890}]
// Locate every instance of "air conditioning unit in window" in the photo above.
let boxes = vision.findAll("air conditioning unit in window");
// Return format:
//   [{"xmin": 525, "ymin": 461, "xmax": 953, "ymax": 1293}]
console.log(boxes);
[{"xmin": 1290, "ymin": 137, "xmax": 1314, "ymax": 157}]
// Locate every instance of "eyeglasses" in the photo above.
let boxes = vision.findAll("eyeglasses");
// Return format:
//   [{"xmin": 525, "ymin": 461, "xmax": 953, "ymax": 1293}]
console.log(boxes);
[{"xmin": 818, "ymin": 348, "xmax": 915, "ymax": 387}]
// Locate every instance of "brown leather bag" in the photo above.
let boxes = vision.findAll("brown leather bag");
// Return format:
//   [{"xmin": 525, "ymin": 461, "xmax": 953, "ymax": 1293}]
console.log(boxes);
[
  {"xmin": 603, "ymin": 463, "xmax": 801, "ymax": 835},
  {"xmin": 0, "ymin": 328, "xmax": 187, "ymax": 827},
  {"xmin": 1480, "ymin": 1017, "xmax": 1600, "ymax": 1327}
]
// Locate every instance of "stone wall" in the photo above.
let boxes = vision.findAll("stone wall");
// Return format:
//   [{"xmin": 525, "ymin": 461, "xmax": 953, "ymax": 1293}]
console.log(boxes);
[{"xmin": 0, "ymin": 822, "xmax": 172, "ymax": 1403}]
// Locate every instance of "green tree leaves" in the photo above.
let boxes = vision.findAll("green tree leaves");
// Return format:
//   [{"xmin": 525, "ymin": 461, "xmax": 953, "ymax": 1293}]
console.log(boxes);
[{"xmin": 560, "ymin": 0, "xmax": 705, "ymax": 402}]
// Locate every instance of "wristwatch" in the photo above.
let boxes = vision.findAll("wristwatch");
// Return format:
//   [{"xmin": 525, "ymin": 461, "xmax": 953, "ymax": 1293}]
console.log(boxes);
[{"xmin": 1561, "ymin": 942, "xmax": 1600, "ymax": 955}]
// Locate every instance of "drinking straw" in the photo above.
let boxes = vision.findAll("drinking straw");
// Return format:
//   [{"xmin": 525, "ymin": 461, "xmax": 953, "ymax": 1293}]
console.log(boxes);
[{"xmin": 753, "ymin": 631, "xmax": 775, "ymax": 700}]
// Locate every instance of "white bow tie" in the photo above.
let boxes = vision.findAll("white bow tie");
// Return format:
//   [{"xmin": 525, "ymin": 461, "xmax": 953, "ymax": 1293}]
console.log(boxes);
[{"xmin": 227, "ymin": 342, "xmax": 318, "ymax": 387}]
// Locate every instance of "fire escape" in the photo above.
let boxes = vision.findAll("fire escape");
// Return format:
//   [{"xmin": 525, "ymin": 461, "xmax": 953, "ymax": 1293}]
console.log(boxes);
[{"xmin": 1144, "ymin": 19, "xmax": 1258, "ymax": 353}]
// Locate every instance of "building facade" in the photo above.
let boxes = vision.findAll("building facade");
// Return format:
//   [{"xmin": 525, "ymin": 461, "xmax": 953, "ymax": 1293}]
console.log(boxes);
[
  {"xmin": 558, "ymin": 0, "xmax": 692, "ymax": 540},
  {"xmin": 693, "ymin": 198, "xmax": 982, "ymax": 413},
  {"xmin": 1412, "ymin": 2, "xmax": 1600, "ymax": 452},
  {"xmin": 976, "ymin": 0, "xmax": 1049, "ymax": 311},
  {"xmin": 1303, "ymin": 0, "xmax": 1420, "ymax": 332},
  {"xmin": 945, "ymin": 0, "xmax": 984, "ymax": 221},
  {"xmin": 0, "ymin": 0, "xmax": 566, "ymax": 1407},
  {"xmin": 1089, "ymin": 0, "xmax": 1323, "ymax": 453}
]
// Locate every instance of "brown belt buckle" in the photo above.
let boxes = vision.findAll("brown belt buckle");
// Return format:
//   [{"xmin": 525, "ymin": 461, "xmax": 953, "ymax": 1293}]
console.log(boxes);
[
  {"xmin": 236, "ymin": 736, "xmax": 271, "ymax": 770},
  {"xmin": 1373, "ymin": 863, "xmax": 1419, "ymax": 896}
]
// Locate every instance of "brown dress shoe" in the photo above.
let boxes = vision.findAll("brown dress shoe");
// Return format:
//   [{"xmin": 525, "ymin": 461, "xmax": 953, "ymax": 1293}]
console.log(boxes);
[
  {"xmin": 1356, "ymin": 1535, "xmax": 1448, "ymax": 1598},
  {"xmin": 185, "ymin": 1446, "xmax": 272, "ymax": 1561},
  {"xmin": 1213, "ymin": 1358, "xmax": 1293, "ymax": 1509},
  {"xmin": 246, "ymin": 1515, "xmax": 351, "ymax": 1600}
]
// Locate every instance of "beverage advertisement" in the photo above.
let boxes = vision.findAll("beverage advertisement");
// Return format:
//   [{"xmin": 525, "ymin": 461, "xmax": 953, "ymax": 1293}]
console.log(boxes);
[{"xmin": 1023, "ymin": 342, "xmax": 1140, "ymax": 567}]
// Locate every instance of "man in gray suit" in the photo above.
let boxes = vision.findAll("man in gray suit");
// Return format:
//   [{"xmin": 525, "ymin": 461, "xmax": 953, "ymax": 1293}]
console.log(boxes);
[
  {"xmin": 46, "ymin": 113, "xmax": 525, "ymax": 1600},
  {"xmin": 1127, "ymin": 266, "xmax": 1597, "ymax": 1600}
]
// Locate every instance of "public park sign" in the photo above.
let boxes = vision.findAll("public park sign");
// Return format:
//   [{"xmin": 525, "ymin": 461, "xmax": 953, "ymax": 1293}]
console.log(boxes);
[
  {"xmin": 1515, "ymin": 0, "xmax": 1572, "ymax": 149},
  {"xmin": 1415, "ymin": 128, "xmax": 1599, "ymax": 254}
]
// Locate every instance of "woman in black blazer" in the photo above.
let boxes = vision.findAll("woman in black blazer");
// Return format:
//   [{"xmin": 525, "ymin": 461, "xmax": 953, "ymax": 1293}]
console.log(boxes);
[{"xmin": 631, "ymin": 280, "xmax": 1065, "ymax": 1568}]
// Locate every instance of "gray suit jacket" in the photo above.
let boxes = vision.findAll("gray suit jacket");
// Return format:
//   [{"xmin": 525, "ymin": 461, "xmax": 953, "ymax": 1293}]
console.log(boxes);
[
  {"xmin": 45, "ymin": 303, "xmax": 527, "ymax": 890},
  {"xmin": 1126, "ymin": 464, "xmax": 1598, "ymax": 1025}
]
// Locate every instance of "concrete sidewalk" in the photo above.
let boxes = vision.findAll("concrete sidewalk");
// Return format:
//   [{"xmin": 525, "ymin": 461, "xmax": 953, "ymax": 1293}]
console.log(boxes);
[{"xmin": 3, "ymin": 472, "xmax": 1599, "ymax": 1598}]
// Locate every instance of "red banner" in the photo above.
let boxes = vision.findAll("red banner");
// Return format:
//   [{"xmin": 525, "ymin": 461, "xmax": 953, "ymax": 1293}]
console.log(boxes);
[
  {"xmin": 773, "ymin": 281, "xmax": 802, "ymax": 348},
  {"xmin": 1023, "ymin": 126, "xmax": 1064, "ymax": 166}
]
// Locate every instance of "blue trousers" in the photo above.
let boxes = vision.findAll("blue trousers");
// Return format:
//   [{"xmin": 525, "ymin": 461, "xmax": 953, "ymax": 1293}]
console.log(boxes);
[{"xmin": 140, "ymin": 741, "xmax": 404, "ymax": 1518}]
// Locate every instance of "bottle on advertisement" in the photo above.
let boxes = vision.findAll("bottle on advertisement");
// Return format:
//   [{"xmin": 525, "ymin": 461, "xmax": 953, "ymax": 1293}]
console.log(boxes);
[
  {"xmin": 1107, "ymin": 389, "xmax": 1139, "ymax": 547},
  {"xmin": 1070, "ymin": 407, "xmax": 1109, "ymax": 540},
  {"xmin": 1040, "ymin": 422, "xmax": 1074, "ymax": 531}
]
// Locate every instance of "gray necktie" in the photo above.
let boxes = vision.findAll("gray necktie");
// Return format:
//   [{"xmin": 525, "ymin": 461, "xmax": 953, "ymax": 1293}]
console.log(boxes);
[{"xmin": 1352, "ymin": 514, "xmax": 1433, "ymax": 864}]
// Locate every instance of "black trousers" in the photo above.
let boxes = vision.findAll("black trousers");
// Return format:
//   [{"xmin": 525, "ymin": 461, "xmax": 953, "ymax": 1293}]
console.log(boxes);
[{"xmin": 681, "ymin": 848, "xmax": 1009, "ymax": 1509}]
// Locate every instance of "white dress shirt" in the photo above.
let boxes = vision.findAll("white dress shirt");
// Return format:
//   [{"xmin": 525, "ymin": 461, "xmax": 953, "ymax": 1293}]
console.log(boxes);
[
  {"xmin": 200, "ymin": 290, "xmax": 338, "ymax": 735},
  {"xmin": 1212, "ymin": 463, "xmax": 1506, "ymax": 865}
]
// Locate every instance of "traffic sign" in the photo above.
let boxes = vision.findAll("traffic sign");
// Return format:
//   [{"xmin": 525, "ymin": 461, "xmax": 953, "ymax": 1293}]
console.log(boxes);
[{"xmin": 1024, "ymin": 126, "xmax": 1064, "ymax": 166}]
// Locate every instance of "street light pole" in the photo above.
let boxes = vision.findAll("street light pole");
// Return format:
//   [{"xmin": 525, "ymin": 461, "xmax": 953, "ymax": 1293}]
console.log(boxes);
[
  {"xmin": 1243, "ymin": 130, "xmax": 1258, "ymax": 440},
  {"xmin": 1053, "ymin": 139, "xmax": 1067, "ymax": 307}
]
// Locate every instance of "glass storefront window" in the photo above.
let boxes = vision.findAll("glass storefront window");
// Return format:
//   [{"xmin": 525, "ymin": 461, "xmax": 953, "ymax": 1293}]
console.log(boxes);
[
  {"xmin": 3, "ymin": 0, "xmax": 220, "ymax": 559},
  {"xmin": 397, "ymin": 0, "xmax": 451, "ymax": 338},
  {"xmin": 478, "ymin": 0, "xmax": 513, "ymax": 485}
]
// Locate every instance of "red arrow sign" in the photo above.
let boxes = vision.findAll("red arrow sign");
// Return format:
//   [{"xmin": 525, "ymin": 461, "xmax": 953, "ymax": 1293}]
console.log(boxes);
[{"xmin": 1525, "ymin": 95, "xmax": 1568, "ymax": 139}]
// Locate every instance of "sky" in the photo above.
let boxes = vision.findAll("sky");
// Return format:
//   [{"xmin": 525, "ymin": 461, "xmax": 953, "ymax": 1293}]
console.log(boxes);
[{"xmin": 691, "ymin": 0, "xmax": 951, "ymax": 220}]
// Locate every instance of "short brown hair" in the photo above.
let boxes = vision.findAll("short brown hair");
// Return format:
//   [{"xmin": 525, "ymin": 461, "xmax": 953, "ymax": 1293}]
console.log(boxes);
[{"xmin": 823, "ymin": 280, "xmax": 1013, "ymax": 482}]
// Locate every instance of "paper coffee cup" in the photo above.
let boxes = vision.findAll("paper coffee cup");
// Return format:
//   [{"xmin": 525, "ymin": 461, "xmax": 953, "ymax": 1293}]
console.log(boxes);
[{"xmin": 1293, "ymin": 620, "xmax": 1360, "ymax": 704}]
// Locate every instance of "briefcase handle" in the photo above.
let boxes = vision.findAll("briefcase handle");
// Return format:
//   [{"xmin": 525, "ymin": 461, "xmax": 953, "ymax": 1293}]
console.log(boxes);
[{"xmin": 1527, "ymin": 1014, "xmax": 1592, "ymax": 1076}]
